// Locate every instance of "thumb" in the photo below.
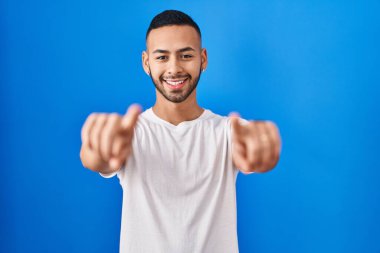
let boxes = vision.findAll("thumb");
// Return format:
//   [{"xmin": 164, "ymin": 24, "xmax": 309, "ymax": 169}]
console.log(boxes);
[{"xmin": 121, "ymin": 104, "xmax": 142, "ymax": 131}]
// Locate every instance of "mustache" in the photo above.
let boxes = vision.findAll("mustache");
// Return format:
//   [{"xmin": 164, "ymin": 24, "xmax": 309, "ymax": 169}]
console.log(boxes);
[{"xmin": 161, "ymin": 74, "xmax": 190, "ymax": 80}]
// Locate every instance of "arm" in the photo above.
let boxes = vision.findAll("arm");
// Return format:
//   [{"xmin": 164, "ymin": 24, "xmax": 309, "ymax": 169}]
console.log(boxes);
[
  {"xmin": 230, "ymin": 113, "xmax": 281, "ymax": 174},
  {"xmin": 79, "ymin": 104, "xmax": 141, "ymax": 175}
]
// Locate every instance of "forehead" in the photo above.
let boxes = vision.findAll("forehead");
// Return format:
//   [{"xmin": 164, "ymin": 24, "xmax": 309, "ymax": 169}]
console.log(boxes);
[{"xmin": 146, "ymin": 25, "xmax": 201, "ymax": 52}]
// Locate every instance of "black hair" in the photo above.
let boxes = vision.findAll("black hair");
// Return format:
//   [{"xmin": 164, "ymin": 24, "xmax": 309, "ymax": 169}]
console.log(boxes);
[{"xmin": 146, "ymin": 10, "xmax": 201, "ymax": 40}]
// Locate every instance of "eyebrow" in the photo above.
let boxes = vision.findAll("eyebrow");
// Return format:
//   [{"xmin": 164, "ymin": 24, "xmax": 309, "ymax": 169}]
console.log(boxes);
[{"xmin": 152, "ymin": 47, "xmax": 196, "ymax": 54}]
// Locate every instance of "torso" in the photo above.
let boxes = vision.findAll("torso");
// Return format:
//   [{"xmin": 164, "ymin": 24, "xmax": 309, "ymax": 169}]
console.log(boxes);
[{"xmin": 116, "ymin": 108, "xmax": 240, "ymax": 253}]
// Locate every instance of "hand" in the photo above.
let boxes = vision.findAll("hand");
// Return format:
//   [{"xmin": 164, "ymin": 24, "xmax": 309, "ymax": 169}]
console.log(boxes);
[
  {"xmin": 80, "ymin": 104, "xmax": 141, "ymax": 173},
  {"xmin": 229, "ymin": 113, "xmax": 281, "ymax": 174}
]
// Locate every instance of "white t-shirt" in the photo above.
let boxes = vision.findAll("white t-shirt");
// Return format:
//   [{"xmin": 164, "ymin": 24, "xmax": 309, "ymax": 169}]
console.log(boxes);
[{"xmin": 103, "ymin": 108, "xmax": 241, "ymax": 253}]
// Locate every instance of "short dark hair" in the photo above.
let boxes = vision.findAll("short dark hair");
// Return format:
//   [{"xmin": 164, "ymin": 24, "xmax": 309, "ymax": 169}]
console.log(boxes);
[{"xmin": 146, "ymin": 10, "xmax": 201, "ymax": 40}]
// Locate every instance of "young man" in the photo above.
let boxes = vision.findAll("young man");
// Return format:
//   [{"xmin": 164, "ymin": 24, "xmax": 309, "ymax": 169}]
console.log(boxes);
[{"xmin": 80, "ymin": 10, "xmax": 281, "ymax": 253}]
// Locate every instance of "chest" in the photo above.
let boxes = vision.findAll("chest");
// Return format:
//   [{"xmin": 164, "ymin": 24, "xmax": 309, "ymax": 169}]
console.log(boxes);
[{"xmin": 128, "ymin": 122, "xmax": 231, "ymax": 196}]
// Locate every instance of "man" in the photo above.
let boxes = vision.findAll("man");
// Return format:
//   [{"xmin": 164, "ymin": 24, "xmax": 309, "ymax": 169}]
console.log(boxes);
[{"xmin": 80, "ymin": 10, "xmax": 281, "ymax": 253}]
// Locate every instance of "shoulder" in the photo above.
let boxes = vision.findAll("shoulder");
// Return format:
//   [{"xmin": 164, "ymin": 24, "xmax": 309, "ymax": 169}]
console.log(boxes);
[
  {"xmin": 135, "ymin": 108, "xmax": 158, "ymax": 128},
  {"xmin": 200, "ymin": 109, "xmax": 231, "ymax": 132}
]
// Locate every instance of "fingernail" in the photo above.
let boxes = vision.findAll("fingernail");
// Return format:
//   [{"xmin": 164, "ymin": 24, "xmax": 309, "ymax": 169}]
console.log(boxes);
[
  {"xmin": 129, "ymin": 103, "xmax": 142, "ymax": 112},
  {"xmin": 229, "ymin": 112, "xmax": 240, "ymax": 118}
]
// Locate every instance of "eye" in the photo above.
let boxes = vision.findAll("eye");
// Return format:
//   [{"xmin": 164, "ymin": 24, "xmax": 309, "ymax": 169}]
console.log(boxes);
[
  {"xmin": 181, "ymin": 54, "xmax": 193, "ymax": 59},
  {"xmin": 156, "ymin": 55, "xmax": 168, "ymax": 60}
]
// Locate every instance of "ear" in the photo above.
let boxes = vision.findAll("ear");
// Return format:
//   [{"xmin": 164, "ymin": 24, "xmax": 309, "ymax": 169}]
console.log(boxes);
[
  {"xmin": 142, "ymin": 51, "xmax": 150, "ymax": 75},
  {"xmin": 201, "ymin": 48, "xmax": 208, "ymax": 71}
]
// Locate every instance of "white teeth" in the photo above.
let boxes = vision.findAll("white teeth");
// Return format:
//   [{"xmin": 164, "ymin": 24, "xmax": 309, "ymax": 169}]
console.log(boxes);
[{"xmin": 165, "ymin": 79, "xmax": 185, "ymax": 86}]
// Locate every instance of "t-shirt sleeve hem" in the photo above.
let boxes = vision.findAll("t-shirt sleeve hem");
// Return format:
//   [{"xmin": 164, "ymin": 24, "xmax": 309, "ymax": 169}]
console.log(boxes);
[
  {"xmin": 238, "ymin": 170, "xmax": 255, "ymax": 175},
  {"xmin": 99, "ymin": 171, "xmax": 119, "ymax": 178}
]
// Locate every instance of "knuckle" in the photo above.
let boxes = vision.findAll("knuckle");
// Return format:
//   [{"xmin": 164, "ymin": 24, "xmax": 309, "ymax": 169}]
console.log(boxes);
[
  {"xmin": 88, "ymin": 112, "xmax": 97, "ymax": 119},
  {"xmin": 109, "ymin": 113, "xmax": 120, "ymax": 120},
  {"xmin": 98, "ymin": 113, "xmax": 108, "ymax": 121}
]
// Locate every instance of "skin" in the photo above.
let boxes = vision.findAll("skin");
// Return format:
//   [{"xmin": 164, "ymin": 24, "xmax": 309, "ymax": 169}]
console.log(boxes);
[{"xmin": 80, "ymin": 24, "xmax": 281, "ymax": 174}]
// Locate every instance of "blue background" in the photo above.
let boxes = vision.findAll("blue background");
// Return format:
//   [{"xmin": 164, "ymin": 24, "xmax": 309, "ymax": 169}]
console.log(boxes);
[{"xmin": 1, "ymin": 0, "xmax": 379, "ymax": 252}]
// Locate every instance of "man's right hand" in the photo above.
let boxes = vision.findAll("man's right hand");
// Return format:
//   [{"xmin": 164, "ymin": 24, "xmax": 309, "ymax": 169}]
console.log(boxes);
[{"xmin": 80, "ymin": 104, "xmax": 141, "ymax": 174}]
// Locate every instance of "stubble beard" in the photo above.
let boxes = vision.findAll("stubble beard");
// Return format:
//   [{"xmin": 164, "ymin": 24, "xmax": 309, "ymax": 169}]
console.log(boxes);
[{"xmin": 149, "ymin": 67, "xmax": 202, "ymax": 104}]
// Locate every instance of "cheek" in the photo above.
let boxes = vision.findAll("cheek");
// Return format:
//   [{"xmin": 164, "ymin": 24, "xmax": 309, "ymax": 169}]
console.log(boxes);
[
  {"xmin": 188, "ymin": 69, "xmax": 200, "ymax": 79},
  {"xmin": 187, "ymin": 62, "xmax": 201, "ymax": 74},
  {"xmin": 149, "ymin": 65, "xmax": 164, "ymax": 79}
]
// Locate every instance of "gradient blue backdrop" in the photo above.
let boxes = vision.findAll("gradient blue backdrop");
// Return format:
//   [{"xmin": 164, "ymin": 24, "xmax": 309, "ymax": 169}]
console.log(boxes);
[{"xmin": 1, "ymin": 0, "xmax": 379, "ymax": 252}]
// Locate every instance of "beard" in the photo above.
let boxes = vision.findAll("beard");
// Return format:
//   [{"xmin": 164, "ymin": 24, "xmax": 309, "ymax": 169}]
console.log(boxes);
[{"xmin": 149, "ymin": 67, "xmax": 202, "ymax": 103}]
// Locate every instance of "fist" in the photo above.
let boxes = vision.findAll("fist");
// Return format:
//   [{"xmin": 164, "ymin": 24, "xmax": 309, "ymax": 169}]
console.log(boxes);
[
  {"xmin": 230, "ymin": 113, "xmax": 281, "ymax": 174},
  {"xmin": 80, "ymin": 104, "xmax": 141, "ymax": 174}
]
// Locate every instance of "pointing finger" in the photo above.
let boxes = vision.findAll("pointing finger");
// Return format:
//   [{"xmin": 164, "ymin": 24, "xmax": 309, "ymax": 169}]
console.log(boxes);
[
  {"xmin": 258, "ymin": 122, "xmax": 273, "ymax": 169},
  {"xmin": 81, "ymin": 113, "xmax": 97, "ymax": 146},
  {"xmin": 247, "ymin": 122, "xmax": 263, "ymax": 170},
  {"xmin": 229, "ymin": 112, "xmax": 242, "ymax": 135},
  {"xmin": 266, "ymin": 121, "xmax": 282, "ymax": 163},
  {"xmin": 99, "ymin": 113, "xmax": 120, "ymax": 161},
  {"xmin": 229, "ymin": 112, "xmax": 240, "ymax": 125},
  {"xmin": 121, "ymin": 104, "xmax": 142, "ymax": 131},
  {"xmin": 230, "ymin": 112, "xmax": 249, "ymax": 145}
]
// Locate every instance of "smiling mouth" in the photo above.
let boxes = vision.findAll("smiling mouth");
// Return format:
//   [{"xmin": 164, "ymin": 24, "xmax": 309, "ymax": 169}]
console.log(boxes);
[{"xmin": 163, "ymin": 78, "xmax": 188, "ymax": 89}]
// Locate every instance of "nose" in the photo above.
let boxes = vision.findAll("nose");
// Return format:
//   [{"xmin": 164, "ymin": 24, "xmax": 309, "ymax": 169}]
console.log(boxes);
[{"xmin": 167, "ymin": 57, "xmax": 184, "ymax": 75}]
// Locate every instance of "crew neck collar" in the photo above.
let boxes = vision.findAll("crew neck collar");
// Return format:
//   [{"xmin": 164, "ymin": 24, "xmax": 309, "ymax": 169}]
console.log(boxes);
[{"xmin": 144, "ymin": 107, "xmax": 212, "ymax": 129}]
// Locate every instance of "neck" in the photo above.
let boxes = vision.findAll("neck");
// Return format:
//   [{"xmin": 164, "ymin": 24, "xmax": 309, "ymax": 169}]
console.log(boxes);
[{"xmin": 152, "ymin": 90, "xmax": 204, "ymax": 126}]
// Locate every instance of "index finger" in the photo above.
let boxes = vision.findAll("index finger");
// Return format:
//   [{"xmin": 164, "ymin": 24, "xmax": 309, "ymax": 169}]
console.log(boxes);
[
  {"xmin": 121, "ymin": 104, "xmax": 142, "ymax": 131},
  {"xmin": 81, "ymin": 113, "xmax": 96, "ymax": 145},
  {"xmin": 229, "ymin": 112, "xmax": 243, "ymax": 136}
]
